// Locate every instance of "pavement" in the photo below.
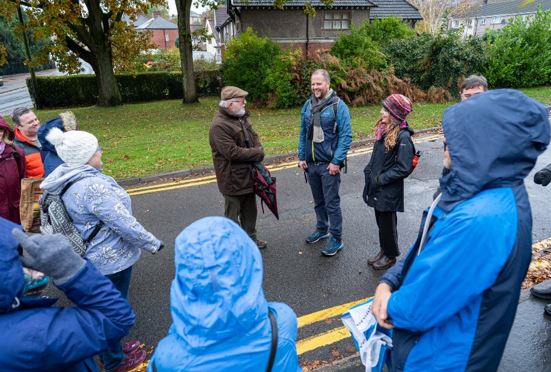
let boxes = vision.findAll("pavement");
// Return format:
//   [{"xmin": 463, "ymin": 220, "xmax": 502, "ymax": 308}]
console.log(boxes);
[
  {"xmin": 0, "ymin": 60, "xmax": 93, "ymax": 116},
  {"xmin": 93, "ymin": 133, "xmax": 551, "ymax": 371},
  {"xmin": 0, "ymin": 69, "xmax": 61, "ymax": 116}
]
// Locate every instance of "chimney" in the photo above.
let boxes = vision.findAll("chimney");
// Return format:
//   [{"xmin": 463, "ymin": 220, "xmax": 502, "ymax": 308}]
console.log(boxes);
[{"xmin": 153, "ymin": 11, "xmax": 161, "ymax": 18}]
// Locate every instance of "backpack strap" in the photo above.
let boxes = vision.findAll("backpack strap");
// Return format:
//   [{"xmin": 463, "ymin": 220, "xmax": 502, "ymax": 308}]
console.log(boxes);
[
  {"xmin": 332, "ymin": 96, "xmax": 339, "ymax": 134},
  {"xmin": 331, "ymin": 97, "xmax": 348, "ymax": 173},
  {"xmin": 56, "ymin": 179, "xmax": 104, "ymax": 244},
  {"xmin": 266, "ymin": 309, "xmax": 278, "ymax": 372}
]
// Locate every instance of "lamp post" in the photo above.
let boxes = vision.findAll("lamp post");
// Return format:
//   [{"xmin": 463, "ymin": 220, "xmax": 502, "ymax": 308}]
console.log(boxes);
[{"xmin": 17, "ymin": 4, "xmax": 40, "ymax": 109}]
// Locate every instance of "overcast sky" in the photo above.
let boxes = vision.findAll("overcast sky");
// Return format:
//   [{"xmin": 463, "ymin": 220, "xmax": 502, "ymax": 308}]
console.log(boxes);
[{"xmin": 167, "ymin": 0, "xmax": 207, "ymax": 16}]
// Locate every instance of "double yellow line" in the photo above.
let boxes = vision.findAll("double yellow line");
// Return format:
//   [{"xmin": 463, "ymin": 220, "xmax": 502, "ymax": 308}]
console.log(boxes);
[
  {"xmin": 296, "ymin": 297, "xmax": 371, "ymax": 355},
  {"xmin": 126, "ymin": 134, "xmax": 442, "ymax": 197}
]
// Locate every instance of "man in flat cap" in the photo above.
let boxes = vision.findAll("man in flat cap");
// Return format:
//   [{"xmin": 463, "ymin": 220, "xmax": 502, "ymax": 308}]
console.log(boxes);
[{"xmin": 209, "ymin": 86, "xmax": 267, "ymax": 249}]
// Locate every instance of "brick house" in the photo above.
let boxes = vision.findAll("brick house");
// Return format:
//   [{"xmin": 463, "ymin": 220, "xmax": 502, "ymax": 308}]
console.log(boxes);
[
  {"xmin": 135, "ymin": 15, "xmax": 179, "ymax": 49},
  {"xmin": 216, "ymin": 0, "xmax": 421, "ymax": 56}
]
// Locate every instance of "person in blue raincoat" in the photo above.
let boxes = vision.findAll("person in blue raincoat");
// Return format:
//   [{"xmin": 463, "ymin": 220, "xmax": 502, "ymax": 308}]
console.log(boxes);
[
  {"xmin": 149, "ymin": 217, "xmax": 301, "ymax": 372},
  {"xmin": 37, "ymin": 111, "xmax": 79, "ymax": 177},
  {"xmin": 0, "ymin": 217, "xmax": 135, "ymax": 371},
  {"xmin": 371, "ymin": 89, "xmax": 550, "ymax": 371}
]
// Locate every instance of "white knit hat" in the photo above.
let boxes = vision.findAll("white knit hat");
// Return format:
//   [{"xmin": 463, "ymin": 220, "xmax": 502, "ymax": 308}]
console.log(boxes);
[{"xmin": 45, "ymin": 127, "xmax": 99, "ymax": 167}]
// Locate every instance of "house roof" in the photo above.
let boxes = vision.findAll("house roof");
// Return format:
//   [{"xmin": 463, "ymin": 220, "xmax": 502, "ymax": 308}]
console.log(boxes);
[
  {"xmin": 121, "ymin": 14, "xmax": 151, "ymax": 27},
  {"xmin": 477, "ymin": 0, "xmax": 551, "ymax": 17},
  {"xmin": 136, "ymin": 16, "xmax": 178, "ymax": 30},
  {"xmin": 369, "ymin": 0, "xmax": 422, "ymax": 20},
  {"xmin": 207, "ymin": 19, "xmax": 221, "ymax": 43},
  {"xmin": 215, "ymin": 6, "xmax": 231, "ymax": 26},
  {"xmin": 231, "ymin": 0, "xmax": 376, "ymax": 8}
]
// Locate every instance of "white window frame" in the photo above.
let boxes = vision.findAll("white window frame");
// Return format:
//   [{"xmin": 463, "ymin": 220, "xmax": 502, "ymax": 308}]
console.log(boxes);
[{"xmin": 323, "ymin": 12, "xmax": 351, "ymax": 30}]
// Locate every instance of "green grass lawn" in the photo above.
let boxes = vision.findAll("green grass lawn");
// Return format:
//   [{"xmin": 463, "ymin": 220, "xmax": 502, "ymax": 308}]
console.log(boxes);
[{"xmin": 28, "ymin": 86, "xmax": 551, "ymax": 180}]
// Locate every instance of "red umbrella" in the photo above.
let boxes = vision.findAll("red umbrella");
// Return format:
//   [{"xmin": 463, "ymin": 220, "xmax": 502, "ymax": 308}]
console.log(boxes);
[{"xmin": 252, "ymin": 162, "xmax": 279, "ymax": 220}]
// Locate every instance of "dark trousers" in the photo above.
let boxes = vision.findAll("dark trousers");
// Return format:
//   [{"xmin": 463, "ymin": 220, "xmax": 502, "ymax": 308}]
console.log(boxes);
[
  {"xmin": 307, "ymin": 162, "xmax": 342, "ymax": 240},
  {"xmin": 224, "ymin": 193, "xmax": 257, "ymax": 241},
  {"xmin": 374, "ymin": 210, "xmax": 400, "ymax": 258},
  {"xmin": 102, "ymin": 266, "xmax": 133, "ymax": 371}
]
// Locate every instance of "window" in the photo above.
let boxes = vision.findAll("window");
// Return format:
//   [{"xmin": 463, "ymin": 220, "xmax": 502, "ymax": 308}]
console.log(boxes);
[
  {"xmin": 492, "ymin": 17, "xmax": 501, "ymax": 24},
  {"xmin": 323, "ymin": 12, "xmax": 350, "ymax": 30},
  {"xmin": 165, "ymin": 32, "xmax": 170, "ymax": 42},
  {"xmin": 479, "ymin": 18, "xmax": 485, "ymax": 25},
  {"xmin": 452, "ymin": 20, "xmax": 460, "ymax": 28}
]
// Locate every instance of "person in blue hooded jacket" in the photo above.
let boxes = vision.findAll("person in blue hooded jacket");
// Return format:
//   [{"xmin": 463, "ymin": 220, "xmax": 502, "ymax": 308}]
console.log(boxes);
[
  {"xmin": 298, "ymin": 69, "xmax": 352, "ymax": 257},
  {"xmin": 37, "ymin": 111, "xmax": 78, "ymax": 177},
  {"xmin": 149, "ymin": 217, "xmax": 301, "ymax": 372},
  {"xmin": 371, "ymin": 89, "xmax": 550, "ymax": 371},
  {"xmin": 0, "ymin": 217, "xmax": 135, "ymax": 371}
]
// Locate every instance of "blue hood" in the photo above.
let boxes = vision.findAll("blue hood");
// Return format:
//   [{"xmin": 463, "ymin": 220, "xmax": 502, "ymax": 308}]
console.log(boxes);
[
  {"xmin": 170, "ymin": 217, "xmax": 268, "ymax": 350},
  {"xmin": 38, "ymin": 116, "xmax": 64, "ymax": 154},
  {"xmin": 439, "ymin": 89, "xmax": 550, "ymax": 212},
  {"xmin": 0, "ymin": 218, "xmax": 25, "ymax": 314}
]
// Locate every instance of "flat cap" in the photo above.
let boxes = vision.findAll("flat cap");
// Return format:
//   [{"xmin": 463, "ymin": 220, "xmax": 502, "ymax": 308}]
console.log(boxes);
[{"xmin": 221, "ymin": 86, "xmax": 248, "ymax": 100}]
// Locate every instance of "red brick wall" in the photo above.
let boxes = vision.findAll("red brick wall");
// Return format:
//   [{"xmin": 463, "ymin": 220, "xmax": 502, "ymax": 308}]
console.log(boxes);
[{"xmin": 149, "ymin": 29, "xmax": 179, "ymax": 49}]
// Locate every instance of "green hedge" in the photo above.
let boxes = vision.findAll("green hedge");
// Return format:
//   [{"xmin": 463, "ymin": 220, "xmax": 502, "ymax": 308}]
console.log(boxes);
[{"xmin": 28, "ymin": 70, "xmax": 221, "ymax": 108}]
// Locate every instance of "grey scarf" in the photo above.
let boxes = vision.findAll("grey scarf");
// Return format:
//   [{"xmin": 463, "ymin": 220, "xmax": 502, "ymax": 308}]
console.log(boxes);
[{"xmin": 310, "ymin": 89, "xmax": 335, "ymax": 143}]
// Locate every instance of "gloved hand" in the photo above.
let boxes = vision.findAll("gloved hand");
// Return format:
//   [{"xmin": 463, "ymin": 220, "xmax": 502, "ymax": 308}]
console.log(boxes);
[
  {"xmin": 12, "ymin": 230, "xmax": 86, "ymax": 286},
  {"xmin": 154, "ymin": 241, "xmax": 165, "ymax": 254},
  {"xmin": 534, "ymin": 168, "xmax": 551, "ymax": 186}
]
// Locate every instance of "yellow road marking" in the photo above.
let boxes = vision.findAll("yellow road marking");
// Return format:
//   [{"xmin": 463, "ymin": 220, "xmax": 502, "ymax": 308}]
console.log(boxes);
[
  {"xmin": 127, "ymin": 133, "xmax": 443, "ymax": 196},
  {"xmin": 297, "ymin": 297, "xmax": 371, "ymax": 328},
  {"xmin": 297, "ymin": 326, "xmax": 351, "ymax": 355}
]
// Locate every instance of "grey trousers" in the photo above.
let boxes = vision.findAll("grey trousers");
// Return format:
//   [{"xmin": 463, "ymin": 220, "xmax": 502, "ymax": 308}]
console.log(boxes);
[{"xmin": 224, "ymin": 193, "xmax": 257, "ymax": 241}]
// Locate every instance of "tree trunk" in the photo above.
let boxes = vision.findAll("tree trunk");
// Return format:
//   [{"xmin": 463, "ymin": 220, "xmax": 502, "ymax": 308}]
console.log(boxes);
[
  {"xmin": 175, "ymin": 0, "xmax": 198, "ymax": 103},
  {"xmin": 93, "ymin": 48, "xmax": 122, "ymax": 106}
]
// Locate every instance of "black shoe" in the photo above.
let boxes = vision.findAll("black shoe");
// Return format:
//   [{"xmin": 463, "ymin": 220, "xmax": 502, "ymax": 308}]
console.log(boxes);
[
  {"xmin": 545, "ymin": 304, "xmax": 551, "ymax": 316},
  {"xmin": 367, "ymin": 251, "xmax": 384, "ymax": 266},
  {"xmin": 531, "ymin": 280, "xmax": 551, "ymax": 300},
  {"xmin": 372, "ymin": 256, "xmax": 396, "ymax": 270},
  {"xmin": 256, "ymin": 240, "xmax": 268, "ymax": 249}
]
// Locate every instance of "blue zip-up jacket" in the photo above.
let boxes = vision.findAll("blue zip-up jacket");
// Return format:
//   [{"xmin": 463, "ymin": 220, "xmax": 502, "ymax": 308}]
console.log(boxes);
[
  {"xmin": 149, "ymin": 217, "xmax": 301, "ymax": 372},
  {"xmin": 298, "ymin": 92, "xmax": 352, "ymax": 165},
  {"xmin": 380, "ymin": 89, "xmax": 550, "ymax": 372},
  {"xmin": 0, "ymin": 217, "xmax": 135, "ymax": 371}
]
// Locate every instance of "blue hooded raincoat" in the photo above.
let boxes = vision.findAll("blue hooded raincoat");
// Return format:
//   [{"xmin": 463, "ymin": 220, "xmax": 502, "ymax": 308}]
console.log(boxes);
[
  {"xmin": 380, "ymin": 89, "xmax": 550, "ymax": 371},
  {"xmin": 0, "ymin": 217, "xmax": 135, "ymax": 371},
  {"xmin": 149, "ymin": 217, "xmax": 301, "ymax": 372}
]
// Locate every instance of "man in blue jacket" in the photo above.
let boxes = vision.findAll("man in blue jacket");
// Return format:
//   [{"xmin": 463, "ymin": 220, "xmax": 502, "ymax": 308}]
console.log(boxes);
[
  {"xmin": 298, "ymin": 69, "xmax": 352, "ymax": 256},
  {"xmin": 149, "ymin": 217, "xmax": 300, "ymax": 371},
  {"xmin": 371, "ymin": 89, "xmax": 550, "ymax": 371},
  {"xmin": 0, "ymin": 217, "xmax": 136, "ymax": 371}
]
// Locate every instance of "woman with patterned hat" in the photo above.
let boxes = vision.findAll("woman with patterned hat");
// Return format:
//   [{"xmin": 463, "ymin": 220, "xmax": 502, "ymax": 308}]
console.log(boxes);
[{"xmin": 362, "ymin": 94, "xmax": 415, "ymax": 270}]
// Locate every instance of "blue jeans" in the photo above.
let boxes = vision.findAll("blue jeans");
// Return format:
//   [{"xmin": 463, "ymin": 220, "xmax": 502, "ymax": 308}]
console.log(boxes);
[
  {"xmin": 306, "ymin": 162, "xmax": 342, "ymax": 240},
  {"xmin": 102, "ymin": 266, "xmax": 133, "ymax": 371}
]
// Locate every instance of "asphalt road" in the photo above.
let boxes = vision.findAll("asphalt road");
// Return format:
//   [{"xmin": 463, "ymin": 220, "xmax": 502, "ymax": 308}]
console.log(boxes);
[{"xmin": 119, "ymin": 134, "xmax": 551, "ymax": 368}]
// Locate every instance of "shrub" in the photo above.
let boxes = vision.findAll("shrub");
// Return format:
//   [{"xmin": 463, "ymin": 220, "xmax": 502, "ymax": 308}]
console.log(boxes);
[
  {"xmin": 222, "ymin": 28, "xmax": 281, "ymax": 103},
  {"xmin": 384, "ymin": 31, "xmax": 488, "ymax": 96},
  {"xmin": 28, "ymin": 71, "xmax": 222, "ymax": 108},
  {"xmin": 331, "ymin": 17, "xmax": 415, "ymax": 69},
  {"xmin": 484, "ymin": 9, "xmax": 551, "ymax": 88},
  {"xmin": 265, "ymin": 49, "xmax": 304, "ymax": 108}
]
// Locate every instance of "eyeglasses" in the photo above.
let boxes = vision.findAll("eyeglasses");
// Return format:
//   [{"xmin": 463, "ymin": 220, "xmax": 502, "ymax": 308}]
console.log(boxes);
[
  {"xmin": 231, "ymin": 98, "xmax": 246, "ymax": 105},
  {"xmin": 97, "ymin": 146, "xmax": 103, "ymax": 153},
  {"xmin": 443, "ymin": 140, "xmax": 448, "ymax": 151}
]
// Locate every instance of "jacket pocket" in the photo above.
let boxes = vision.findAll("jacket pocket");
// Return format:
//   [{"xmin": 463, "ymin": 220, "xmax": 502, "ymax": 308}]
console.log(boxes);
[{"xmin": 231, "ymin": 165, "xmax": 253, "ymax": 193}]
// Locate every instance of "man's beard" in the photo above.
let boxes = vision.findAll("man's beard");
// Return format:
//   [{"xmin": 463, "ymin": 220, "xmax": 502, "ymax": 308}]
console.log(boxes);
[{"xmin": 234, "ymin": 107, "xmax": 246, "ymax": 117}]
